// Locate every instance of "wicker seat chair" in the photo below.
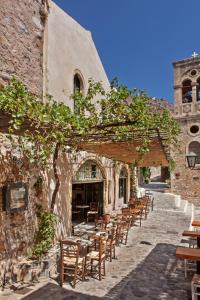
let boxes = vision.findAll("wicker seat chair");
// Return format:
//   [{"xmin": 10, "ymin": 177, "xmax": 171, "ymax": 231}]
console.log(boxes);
[
  {"xmin": 85, "ymin": 236, "xmax": 107, "ymax": 280},
  {"xmin": 60, "ymin": 240, "xmax": 85, "ymax": 288},
  {"xmin": 87, "ymin": 202, "xmax": 98, "ymax": 222}
]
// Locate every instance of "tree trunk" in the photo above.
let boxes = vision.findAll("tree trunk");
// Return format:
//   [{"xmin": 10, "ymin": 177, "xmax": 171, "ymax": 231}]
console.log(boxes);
[
  {"xmin": 129, "ymin": 164, "xmax": 138, "ymax": 198},
  {"xmin": 50, "ymin": 143, "xmax": 60, "ymax": 212}
]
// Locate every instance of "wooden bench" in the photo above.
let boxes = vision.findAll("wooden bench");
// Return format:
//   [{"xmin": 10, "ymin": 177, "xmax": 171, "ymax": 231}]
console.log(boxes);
[{"xmin": 176, "ymin": 247, "xmax": 200, "ymax": 261}]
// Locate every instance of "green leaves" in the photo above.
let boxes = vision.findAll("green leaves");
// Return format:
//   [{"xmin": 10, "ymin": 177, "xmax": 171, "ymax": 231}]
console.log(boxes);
[
  {"xmin": 0, "ymin": 77, "xmax": 180, "ymax": 168},
  {"xmin": 31, "ymin": 209, "xmax": 58, "ymax": 259}
]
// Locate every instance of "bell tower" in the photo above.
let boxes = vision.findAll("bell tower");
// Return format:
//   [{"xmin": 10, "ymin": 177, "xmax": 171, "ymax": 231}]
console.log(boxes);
[
  {"xmin": 171, "ymin": 53, "xmax": 200, "ymax": 205},
  {"xmin": 173, "ymin": 53, "xmax": 200, "ymax": 117}
]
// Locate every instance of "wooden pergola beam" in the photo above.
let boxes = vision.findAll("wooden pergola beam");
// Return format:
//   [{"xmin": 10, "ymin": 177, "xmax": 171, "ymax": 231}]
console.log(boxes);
[{"xmin": 0, "ymin": 110, "xmax": 171, "ymax": 166}]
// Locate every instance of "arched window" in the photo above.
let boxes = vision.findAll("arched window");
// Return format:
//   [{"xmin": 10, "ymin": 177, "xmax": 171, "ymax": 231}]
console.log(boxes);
[
  {"xmin": 73, "ymin": 73, "xmax": 83, "ymax": 114},
  {"xmin": 188, "ymin": 141, "xmax": 200, "ymax": 164},
  {"xmin": 74, "ymin": 160, "xmax": 103, "ymax": 182},
  {"xmin": 197, "ymin": 77, "xmax": 200, "ymax": 101},
  {"xmin": 119, "ymin": 168, "xmax": 128, "ymax": 204},
  {"xmin": 182, "ymin": 79, "xmax": 192, "ymax": 103}
]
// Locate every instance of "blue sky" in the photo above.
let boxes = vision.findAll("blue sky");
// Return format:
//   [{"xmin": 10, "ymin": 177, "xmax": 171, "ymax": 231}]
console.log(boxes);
[{"xmin": 53, "ymin": 0, "xmax": 200, "ymax": 103}]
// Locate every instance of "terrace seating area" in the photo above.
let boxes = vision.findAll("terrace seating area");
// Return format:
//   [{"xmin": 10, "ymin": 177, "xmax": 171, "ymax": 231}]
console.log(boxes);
[
  {"xmin": 176, "ymin": 220, "xmax": 200, "ymax": 299},
  {"xmin": 2, "ymin": 191, "xmax": 194, "ymax": 299},
  {"xmin": 60, "ymin": 193, "xmax": 154, "ymax": 288}
]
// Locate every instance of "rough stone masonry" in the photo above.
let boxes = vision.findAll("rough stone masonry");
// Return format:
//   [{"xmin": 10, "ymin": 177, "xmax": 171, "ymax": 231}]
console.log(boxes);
[{"xmin": 0, "ymin": 0, "xmax": 47, "ymax": 94}]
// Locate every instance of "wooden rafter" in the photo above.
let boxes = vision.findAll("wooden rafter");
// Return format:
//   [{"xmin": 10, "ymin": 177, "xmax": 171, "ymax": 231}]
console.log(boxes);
[{"xmin": 0, "ymin": 110, "xmax": 171, "ymax": 166}]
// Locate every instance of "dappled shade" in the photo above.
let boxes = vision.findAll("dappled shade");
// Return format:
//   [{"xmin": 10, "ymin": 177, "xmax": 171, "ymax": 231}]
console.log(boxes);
[{"xmin": 79, "ymin": 138, "xmax": 168, "ymax": 166}]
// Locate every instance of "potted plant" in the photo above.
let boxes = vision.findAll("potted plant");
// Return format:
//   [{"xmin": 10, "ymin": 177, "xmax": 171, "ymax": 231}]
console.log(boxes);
[
  {"xmin": 142, "ymin": 167, "xmax": 151, "ymax": 184},
  {"xmin": 175, "ymin": 172, "xmax": 180, "ymax": 179}
]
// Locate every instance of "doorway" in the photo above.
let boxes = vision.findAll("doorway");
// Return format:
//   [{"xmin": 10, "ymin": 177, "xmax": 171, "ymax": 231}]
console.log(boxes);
[{"xmin": 72, "ymin": 182, "xmax": 103, "ymax": 222}]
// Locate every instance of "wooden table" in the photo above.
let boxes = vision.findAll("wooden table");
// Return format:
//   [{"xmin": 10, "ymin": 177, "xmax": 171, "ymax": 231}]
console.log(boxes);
[
  {"xmin": 182, "ymin": 230, "xmax": 200, "ymax": 274},
  {"xmin": 176, "ymin": 247, "xmax": 200, "ymax": 261},
  {"xmin": 192, "ymin": 221, "xmax": 200, "ymax": 227},
  {"xmin": 76, "ymin": 205, "xmax": 89, "ymax": 220},
  {"xmin": 182, "ymin": 230, "xmax": 200, "ymax": 247}
]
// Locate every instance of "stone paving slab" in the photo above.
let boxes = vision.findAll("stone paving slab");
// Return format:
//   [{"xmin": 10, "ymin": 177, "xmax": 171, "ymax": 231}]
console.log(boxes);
[{"xmin": 1, "ymin": 192, "xmax": 193, "ymax": 300}]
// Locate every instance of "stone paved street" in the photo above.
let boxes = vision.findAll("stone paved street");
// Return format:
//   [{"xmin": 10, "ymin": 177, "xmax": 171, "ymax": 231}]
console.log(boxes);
[{"xmin": 2, "ymin": 192, "xmax": 193, "ymax": 300}]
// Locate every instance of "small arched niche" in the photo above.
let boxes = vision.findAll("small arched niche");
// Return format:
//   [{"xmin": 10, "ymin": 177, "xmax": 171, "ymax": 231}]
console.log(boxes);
[{"xmin": 182, "ymin": 79, "xmax": 192, "ymax": 103}]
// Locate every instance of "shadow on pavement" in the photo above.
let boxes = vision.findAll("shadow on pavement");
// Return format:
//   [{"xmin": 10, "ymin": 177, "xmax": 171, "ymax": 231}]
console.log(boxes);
[{"xmin": 22, "ymin": 243, "xmax": 192, "ymax": 300}]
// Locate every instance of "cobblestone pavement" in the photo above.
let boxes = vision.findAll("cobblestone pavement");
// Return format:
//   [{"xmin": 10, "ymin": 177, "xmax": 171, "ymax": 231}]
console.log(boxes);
[{"xmin": 2, "ymin": 192, "xmax": 193, "ymax": 300}]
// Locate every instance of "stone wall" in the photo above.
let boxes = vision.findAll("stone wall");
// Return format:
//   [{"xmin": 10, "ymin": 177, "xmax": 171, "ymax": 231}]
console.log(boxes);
[
  {"xmin": 0, "ymin": 0, "xmax": 46, "ymax": 94},
  {"xmin": 171, "ymin": 118, "xmax": 200, "ymax": 206},
  {"xmin": 0, "ymin": 135, "xmax": 43, "ymax": 284}
]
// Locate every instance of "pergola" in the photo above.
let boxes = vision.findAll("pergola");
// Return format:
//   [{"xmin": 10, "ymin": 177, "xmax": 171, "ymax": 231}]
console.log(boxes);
[{"xmin": 0, "ymin": 111, "xmax": 170, "ymax": 167}]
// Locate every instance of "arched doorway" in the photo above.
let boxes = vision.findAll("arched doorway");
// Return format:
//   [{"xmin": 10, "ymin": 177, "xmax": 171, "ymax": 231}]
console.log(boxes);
[{"xmin": 72, "ymin": 160, "xmax": 105, "ymax": 222}]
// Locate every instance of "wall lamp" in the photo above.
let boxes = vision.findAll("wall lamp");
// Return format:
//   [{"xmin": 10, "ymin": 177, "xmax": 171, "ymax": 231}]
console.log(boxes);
[{"xmin": 186, "ymin": 152, "xmax": 198, "ymax": 169}]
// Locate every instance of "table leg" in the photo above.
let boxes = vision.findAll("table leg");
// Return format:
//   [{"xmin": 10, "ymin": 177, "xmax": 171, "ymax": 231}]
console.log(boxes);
[{"xmin": 197, "ymin": 237, "xmax": 200, "ymax": 274}]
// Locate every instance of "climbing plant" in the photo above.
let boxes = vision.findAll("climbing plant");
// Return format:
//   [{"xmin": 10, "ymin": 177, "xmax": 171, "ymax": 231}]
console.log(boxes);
[
  {"xmin": 31, "ymin": 208, "xmax": 58, "ymax": 259},
  {"xmin": 0, "ymin": 78, "xmax": 180, "ymax": 211}
]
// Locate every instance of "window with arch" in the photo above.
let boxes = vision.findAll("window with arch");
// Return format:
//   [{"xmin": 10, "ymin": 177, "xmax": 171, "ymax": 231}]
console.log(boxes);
[
  {"xmin": 119, "ymin": 168, "xmax": 128, "ymax": 203},
  {"xmin": 188, "ymin": 141, "xmax": 200, "ymax": 164},
  {"xmin": 74, "ymin": 160, "xmax": 103, "ymax": 182},
  {"xmin": 197, "ymin": 77, "xmax": 200, "ymax": 101},
  {"xmin": 182, "ymin": 79, "xmax": 192, "ymax": 103},
  {"xmin": 73, "ymin": 73, "xmax": 83, "ymax": 114}
]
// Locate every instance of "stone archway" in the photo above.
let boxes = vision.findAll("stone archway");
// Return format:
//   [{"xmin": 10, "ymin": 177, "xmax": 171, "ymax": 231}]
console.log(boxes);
[{"xmin": 72, "ymin": 159, "xmax": 106, "ymax": 222}]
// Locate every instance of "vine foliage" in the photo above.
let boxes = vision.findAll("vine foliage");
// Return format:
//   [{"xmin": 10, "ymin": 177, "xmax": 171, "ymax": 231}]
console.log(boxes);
[
  {"xmin": 0, "ymin": 78, "xmax": 180, "ymax": 211},
  {"xmin": 31, "ymin": 208, "xmax": 58, "ymax": 259}
]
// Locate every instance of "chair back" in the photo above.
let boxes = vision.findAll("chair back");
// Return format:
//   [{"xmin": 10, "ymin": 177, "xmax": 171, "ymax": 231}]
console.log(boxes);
[
  {"xmin": 60, "ymin": 240, "xmax": 80, "ymax": 265},
  {"xmin": 122, "ymin": 208, "xmax": 130, "ymax": 215},
  {"xmin": 90, "ymin": 202, "xmax": 98, "ymax": 211},
  {"xmin": 122, "ymin": 214, "xmax": 132, "ymax": 227},
  {"xmin": 99, "ymin": 236, "xmax": 107, "ymax": 259},
  {"xmin": 110, "ymin": 225, "xmax": 117, "ymax": 242},
  {"xmin": 103, "ymin": 214, "xmax": 111, "ymax": 223},
  {"xmin": 95, "ymin": 219, "xmax": 107, "ymax": 230}
]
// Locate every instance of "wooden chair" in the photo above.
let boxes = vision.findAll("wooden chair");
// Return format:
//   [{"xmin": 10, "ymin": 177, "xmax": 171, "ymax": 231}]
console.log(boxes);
[
  {"xmin": 95, "ymin": 219, "xmax": 107, "ymax": 231},
  {"xmin": 85, "ymin": 236, "xmax": 107, "ymax": 280},
  {"xmin": 122, "ymin": 214, "xmax": 132, "ymax": 228},
  {"xmin": 106, "ymin": 226, "xmax": 117, "ymax": 262},
  {"xmin": 122, "ymin": 208, "xmax": 130, "ymax": 215},
  {"xmin": 130, "ymin": 207, "xmax": 143, "ymax": 227},
  {"xmin": 117, "ymin": 221, "xmax": 129, "ymax": 245},
  {"xmin": 191, "ymin": 273, "xmax": 200, "ymax": 300},
  {"xmin": 60, "ymin": 240, "xmax": 85, "ymax": 288},
  {"xmin": 87, "ymin": 202, "xmax": 98, "ymax": 222}
]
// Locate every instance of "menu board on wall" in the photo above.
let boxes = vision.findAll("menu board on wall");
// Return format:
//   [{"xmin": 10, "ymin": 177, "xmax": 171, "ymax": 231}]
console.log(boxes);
[{"xmin": 3, "ymin": 182, "xmax": 28, "ymax": 213}]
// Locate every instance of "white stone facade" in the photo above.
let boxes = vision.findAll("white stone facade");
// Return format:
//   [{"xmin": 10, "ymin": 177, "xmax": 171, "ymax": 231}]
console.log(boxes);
[{"xmin": 44, "ymin": 1, "xmax": 130, "ymax": 237}]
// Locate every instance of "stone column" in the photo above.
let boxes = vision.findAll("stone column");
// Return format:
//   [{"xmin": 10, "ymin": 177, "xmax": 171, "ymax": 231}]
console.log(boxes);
[
  {"xmin": 192, "ymin": 83, "xmax": 198, "ymax": 113},
  {"xmin": 173, "ymin": 85, "xmax": 182, "ymax": 116}
]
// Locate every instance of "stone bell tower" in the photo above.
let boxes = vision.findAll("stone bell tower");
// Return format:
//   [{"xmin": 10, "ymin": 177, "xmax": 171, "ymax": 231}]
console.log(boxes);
[
  {"xmin": 171, "ymin": 53, "xmax": 200, "ymax": 204},
  {"xmin": 174, "ymin": 53, "xmax": 200, "ymax": 117}
]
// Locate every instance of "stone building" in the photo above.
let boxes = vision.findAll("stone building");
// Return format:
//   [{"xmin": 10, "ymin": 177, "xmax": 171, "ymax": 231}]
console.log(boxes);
[
  {"xmin": 0, "ymin": 1, "xmax": 170, "ymax": 286},
  {"xmin": 0, "ymin": 0, "xmax": 48, "ymax": 265},
  {"xmin": 0, "ymin": 0, "xmax": 130, "ymax": 265},
  {"xmin": 171, "ymin": 55, "xmax": 200, "ymax": 204},
  {"xmin": 44, "ymin": 1, "xmax": 131, "ymax": 238}
]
